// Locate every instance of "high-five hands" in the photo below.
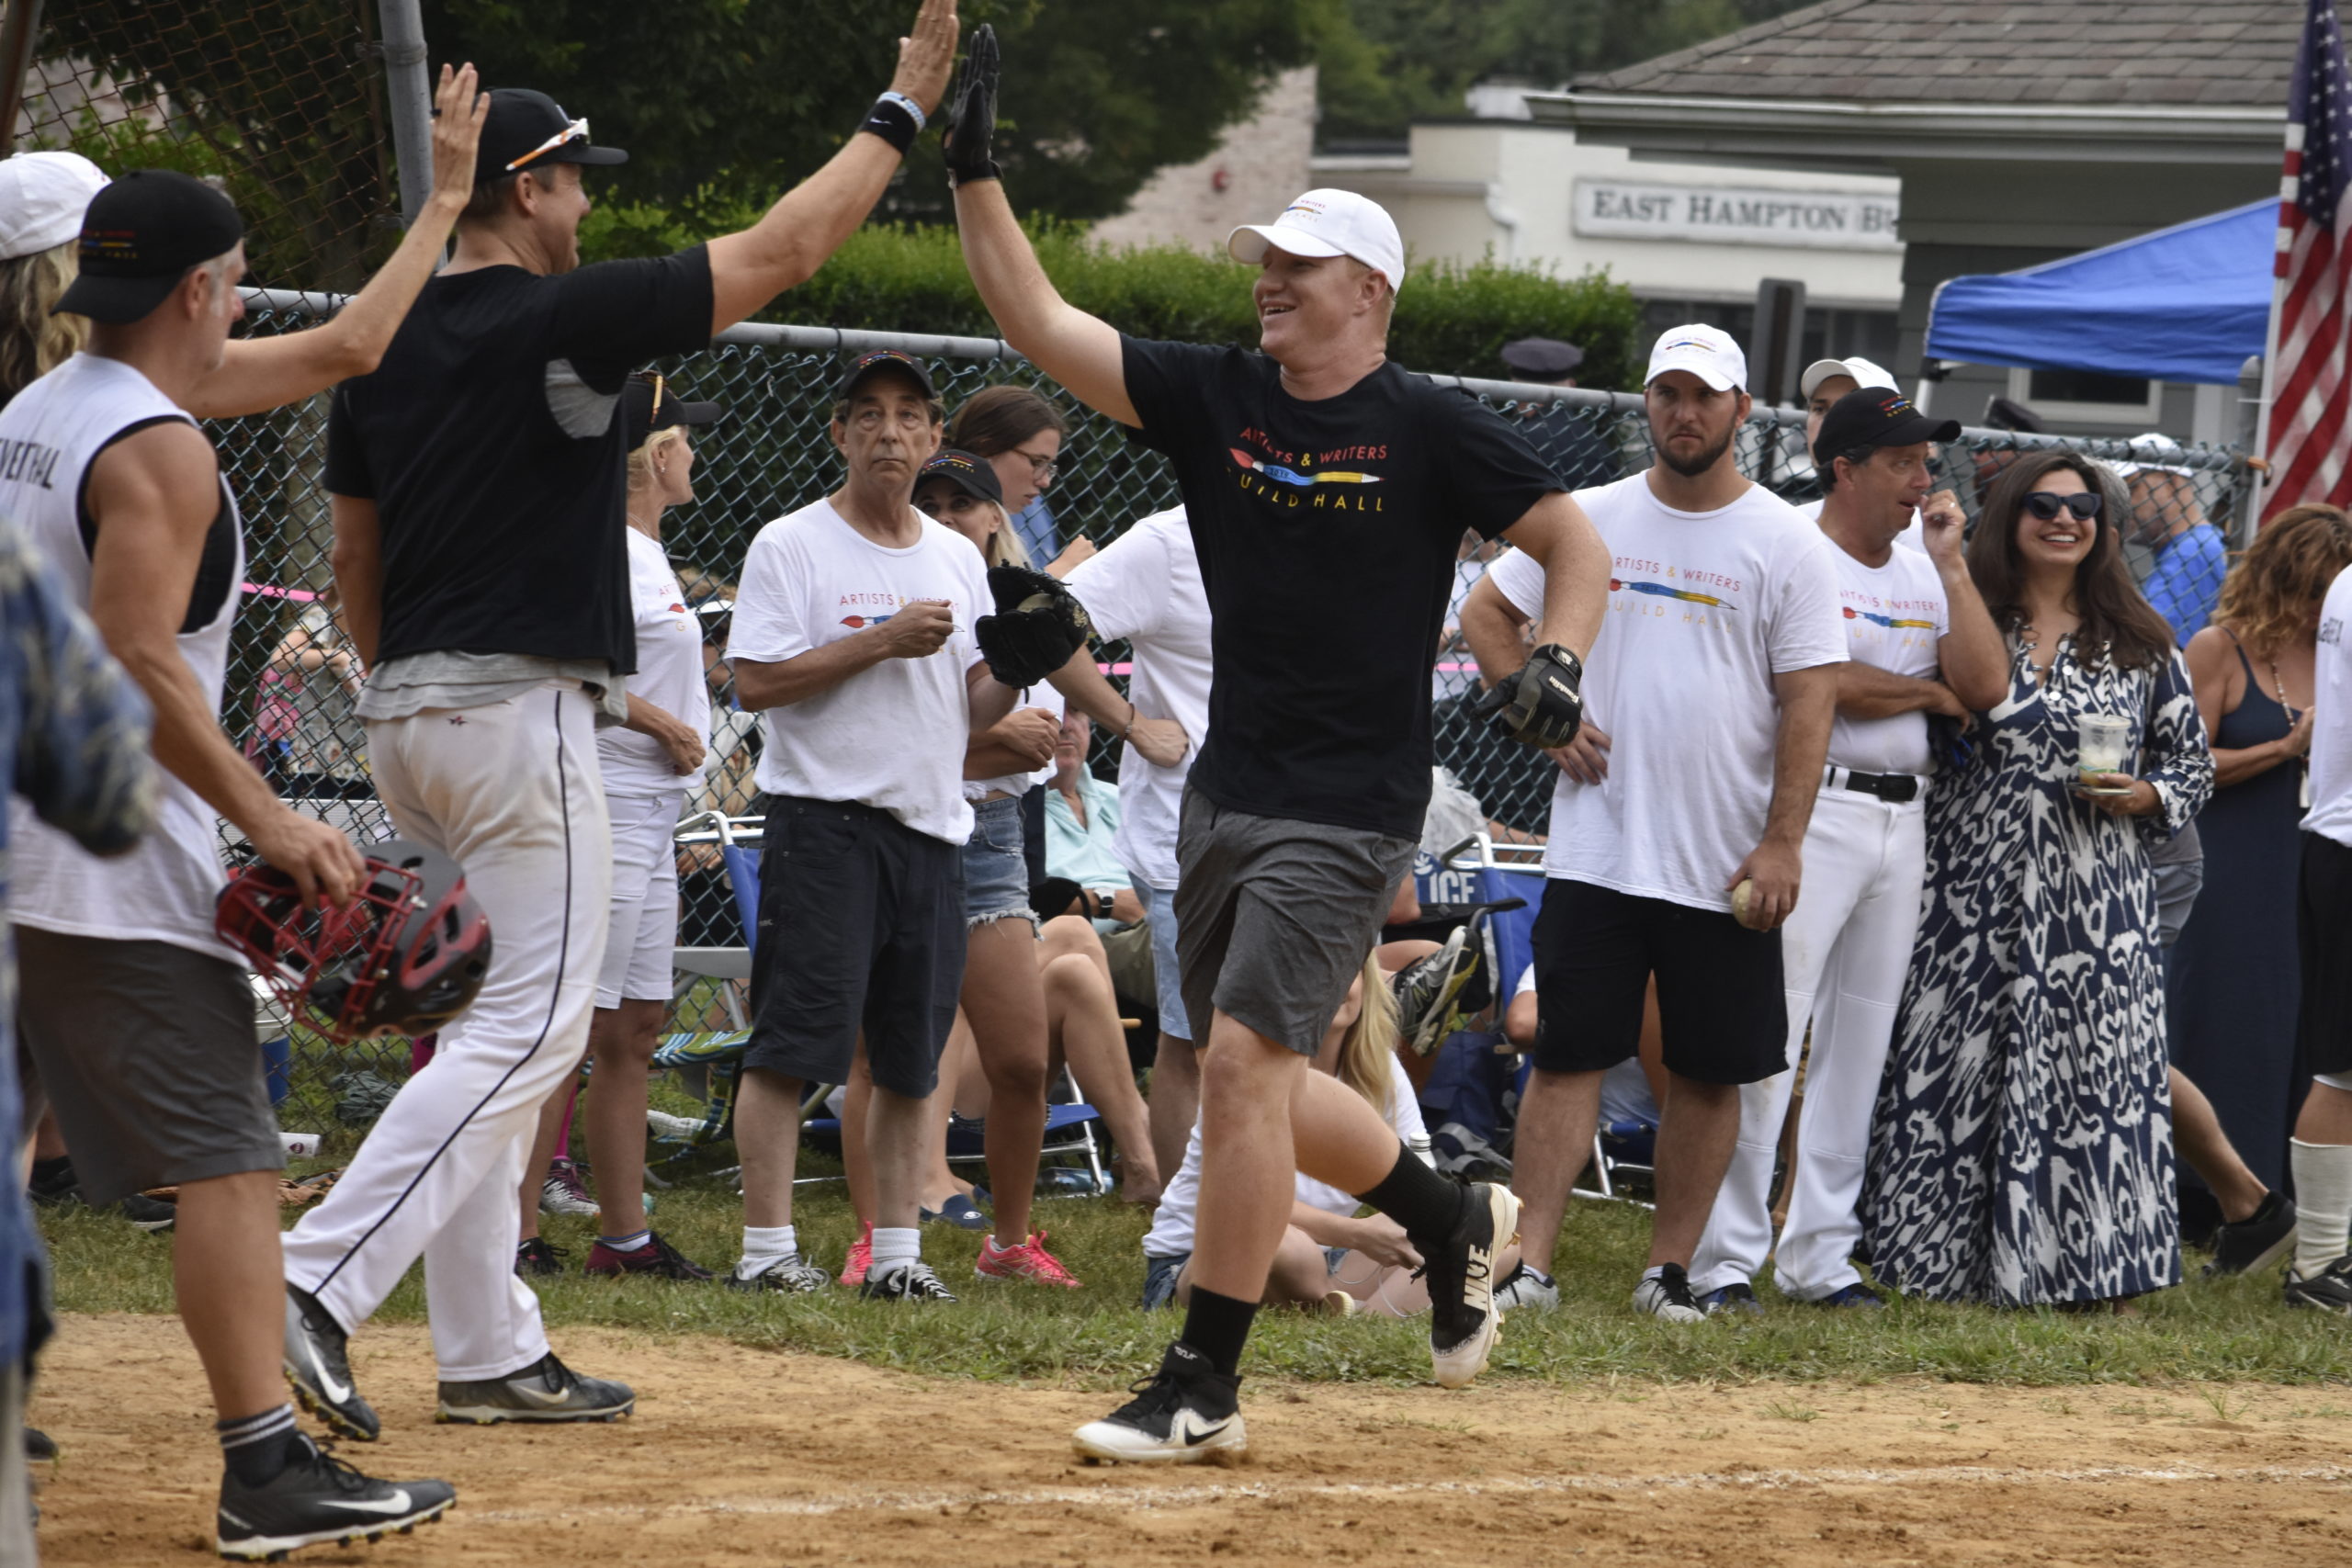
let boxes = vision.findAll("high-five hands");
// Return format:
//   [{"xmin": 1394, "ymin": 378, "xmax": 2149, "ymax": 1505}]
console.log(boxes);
[
  {"xmin": 944, "ymin": 22, "xmax": 1001, "ymax": 186},
  {"xmin": 891, "ymin": 0, "xmax": 962, "ymax": 118}
]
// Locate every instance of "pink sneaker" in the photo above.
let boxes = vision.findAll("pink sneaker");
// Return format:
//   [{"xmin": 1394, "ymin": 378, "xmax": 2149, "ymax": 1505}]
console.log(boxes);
[
  {"xmin": 839, "ymin": 1221, "xmax": 873, "ymax": 1287},
  {"xmin": 975, "ymin": 1230, "xmax": 1082, "ymax": 1289}
]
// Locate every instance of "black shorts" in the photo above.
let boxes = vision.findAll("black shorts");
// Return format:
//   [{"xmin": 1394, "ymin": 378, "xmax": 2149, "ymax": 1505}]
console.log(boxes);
[
  {"xmin": 745, "ymin": 795, "xmax": 966, "ymax": 1098},
  {"xmin": 1528, "ymin": 878, "xmax": 1787, "ymax": 1086},
  {"xmin": 2298, "ymin": 832, "xmax": 2352, "ymax": 1078},
  {"xmin": 14, "ymin": 928, "xmax": 284, "ymax": 1205}
]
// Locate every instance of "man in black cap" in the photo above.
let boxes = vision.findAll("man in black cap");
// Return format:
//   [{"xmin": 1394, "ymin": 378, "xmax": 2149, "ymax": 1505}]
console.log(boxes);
[
  {"xmin": 0, "ymin": 161, "xmax": 476, "ymax": 1554},
  {"xmin": 724, "ymin": 350, "xmax": 1037, "ymax": 1301},
  {"xmin": 1500, "ymin": 334, "xmax": 1617, "ymax": 493},
  {"xmin": 1686, "ymin": 385, "xmax": 2004, "ymax": 1312},
  {"xmin": 283, "ymin": 0, "xmax": 961, "ymax": 1438}
]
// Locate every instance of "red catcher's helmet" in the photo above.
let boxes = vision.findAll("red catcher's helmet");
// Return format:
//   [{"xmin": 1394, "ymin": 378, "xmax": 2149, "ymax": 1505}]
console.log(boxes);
[{"xmin": 216, "ymin": 840, "xmax": 493, "ymax": 1043}]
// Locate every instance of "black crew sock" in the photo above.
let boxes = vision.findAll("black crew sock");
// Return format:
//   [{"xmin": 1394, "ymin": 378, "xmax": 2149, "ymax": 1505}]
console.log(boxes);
[
  {"xmin": 1178, "ymin": 1286, "xmax": 1258, "ymax": 1378},
  {"xmin": 1355, "ymin": 1143, "xmax": 1470, "ymax": 1255},
  {"xmin": 218, "ymin": 1404, "xmax": 303, "ymax": 1486}
]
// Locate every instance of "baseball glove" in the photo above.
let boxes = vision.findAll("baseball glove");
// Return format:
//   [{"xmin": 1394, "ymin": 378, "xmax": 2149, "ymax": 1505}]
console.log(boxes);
[
  {"xmin": 976, "ymin": 563, "xmax": 1091, "ymax": 687},
  {"xmin": 1473, "ymin": 643, "xmax": 1585, "ymax": 750}
]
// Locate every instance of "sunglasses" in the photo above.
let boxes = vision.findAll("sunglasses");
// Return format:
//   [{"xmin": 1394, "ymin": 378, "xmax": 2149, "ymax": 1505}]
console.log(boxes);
[
  {"xmin": 505, "ymin": 117, "xmax": 589, "ymax": 173},
  {"xmin": 2020, "ymin": 491, "xmax": 2104, "ymax": 522}
]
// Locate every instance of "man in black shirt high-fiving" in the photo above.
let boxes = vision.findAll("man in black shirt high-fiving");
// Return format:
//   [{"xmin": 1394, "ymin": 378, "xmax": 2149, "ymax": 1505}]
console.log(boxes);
[
  {"xmin": 947, "ymin": 28, "xmax": 1610, "ymax": 1464},
  {"xmin": 282, "ymin": 0, "xmax": 963, "ymax": 1441}
]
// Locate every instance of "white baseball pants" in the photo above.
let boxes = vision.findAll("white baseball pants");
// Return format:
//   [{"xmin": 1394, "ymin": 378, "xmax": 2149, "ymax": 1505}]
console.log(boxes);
[
  {"xmin": 281, "ymin": 684, "xmax": 610, "ymax": 1380},
  {"xmin": 1690, "ymin": 784, "xmax": 1926, "ymax": 1301}
]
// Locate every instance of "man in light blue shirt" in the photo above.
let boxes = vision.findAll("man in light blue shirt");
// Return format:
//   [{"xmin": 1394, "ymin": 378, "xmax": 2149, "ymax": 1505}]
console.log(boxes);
[{"xmin": 2128, "ymin": 459, "xmax": 2227, "ymax": 648}]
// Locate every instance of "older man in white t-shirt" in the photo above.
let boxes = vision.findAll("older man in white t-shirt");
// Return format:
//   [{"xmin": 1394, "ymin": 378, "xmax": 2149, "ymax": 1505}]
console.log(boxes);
[
  {"xmin": 1063, "ymin": 505, "xmax": 1215, "ymax": 1179},
  {"xmin": 1688, "ymin": 386, "xmax": 2006, "ymax": 1311},
  {"xmin": 724, "ymin": 352, "xmax": 1024, "ymax": 1303},
  {"xmin": 1462, "ymin": 324, "xmax": 1846, "ymax": 1322}
]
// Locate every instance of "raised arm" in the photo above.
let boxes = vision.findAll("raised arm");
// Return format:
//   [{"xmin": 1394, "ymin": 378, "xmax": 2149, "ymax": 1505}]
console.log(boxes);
[
  {"xmin": 1918, "ymin": 488, "xmax": 2007, "ymax": 711},
  {"xmin": 186, "ymin": 65, "xmax": 487, "ymax": 421},
  {"xmin": 703, "ymin": 0, "xmax": 959, "ymax": 334},
  {"xmin": 944, "ymin": 28, "xmax": 1135, "ymax": 425}
]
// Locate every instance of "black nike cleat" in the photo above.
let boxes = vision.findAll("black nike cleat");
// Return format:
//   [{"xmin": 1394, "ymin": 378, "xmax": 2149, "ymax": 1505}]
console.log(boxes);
[
  {"xmin": 1423, "ymin": 1181, "xmax": 1520, "ymax": 1388},
  {"xmin": 1071, "ymin": 1341, "xmax": 1245, "ymax": 1464},
  {"xmin": 283, "ymin": 1285, "xmax": 379, "ymax": 1442},
  {"xmin": 435, "ymin": 1351, "xmax": 634, "ymax": 1425},
  {"xmin": 215, "ymin": 1435, "xmax": 454, "ymax": 1561}
]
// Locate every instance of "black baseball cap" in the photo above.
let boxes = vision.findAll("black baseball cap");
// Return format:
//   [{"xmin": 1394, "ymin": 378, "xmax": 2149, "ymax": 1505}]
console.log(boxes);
[
  {"xmin": 1500, "ymin": 336, "xmax": 1584, "ymax": 382},
  {"xmin": 834, "ymin": 349, "xmax": 938, "ymax": 406},
  {"xmin": 622, "ymin": 373, "xmax": 721, "ymax": 451},
  {"xmin": 915, "ymin": 448, "xmax": 1003, "ymax": 505},
  {"xmin": 472, "ymin": 88, "xmax": 627, "ymax": 184},
  {"xmin": 52, "ymin": 170, "xmax": 243, "ymax": 325},
  {"xmin": 1813, "ymin": 386, "xmax": 1961, "ymax": 472}
]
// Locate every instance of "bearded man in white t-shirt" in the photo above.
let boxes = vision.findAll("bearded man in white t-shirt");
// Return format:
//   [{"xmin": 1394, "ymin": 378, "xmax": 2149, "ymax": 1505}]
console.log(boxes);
[
  {"xmin": 1461, "ymin": 324, "xmax": 1847, "ymax": 1321},
  {"xmin": 1686, "ymin": 386, "xmax": 2007, "ymax": 1312}
]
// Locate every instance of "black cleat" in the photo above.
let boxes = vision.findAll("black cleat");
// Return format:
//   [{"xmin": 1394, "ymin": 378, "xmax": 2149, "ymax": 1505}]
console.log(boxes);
[
  {"xmin": 2204, "ymin": 1191, "xmax": 2298, "ymax": 1278},
  {"xmin": 436, "ymin": 1351, "xmax": 634, "ymax": 1425},
  {"xmin": 283, "ymin": 1285, "xmax": 379, "ymax": 1441},
  {"xmin": 856, "ymin": 1260, "xmax": 959, "ymax": 1302},
  {"xmin": 1423, "ymin": 1181, "xmax": 1519, "ymax": 1388},
  {"xmin": 514, "ymin": 1236, "xmax": 568, "ymax": 1277},
  {"xmin": 2284, "ymin": 1255, "xmax": 2352, "ymax": 1313},
  {"xmin": 215, "ymin": 1435, "xmax": 454, "ymax": 1561},
  {"xmin": 1071, "ymin": 1342, "xmax": 1246, "ymax": 1464}
]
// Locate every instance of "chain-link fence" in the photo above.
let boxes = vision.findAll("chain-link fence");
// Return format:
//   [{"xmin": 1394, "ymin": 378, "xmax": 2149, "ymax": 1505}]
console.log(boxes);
[
  {"xmin": 8, "ymin": 3, "xmax": 398, "ymax": 291},
  {"xmin": 214, "ymin": 294, "xmax": 2254, "ymax": 1126}
]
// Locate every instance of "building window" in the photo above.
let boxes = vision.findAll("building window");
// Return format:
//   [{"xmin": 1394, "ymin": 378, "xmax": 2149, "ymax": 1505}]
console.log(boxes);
[{"xmin": 2005, "ymin": 366, "xmax": 2161, "ymax": 425}]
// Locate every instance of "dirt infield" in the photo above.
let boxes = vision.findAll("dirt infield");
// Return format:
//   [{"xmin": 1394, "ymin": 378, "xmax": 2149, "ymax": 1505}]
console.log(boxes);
[{"xmin": 29, "ymin": 1314, "xmax": 2352, "ymax": 1565}]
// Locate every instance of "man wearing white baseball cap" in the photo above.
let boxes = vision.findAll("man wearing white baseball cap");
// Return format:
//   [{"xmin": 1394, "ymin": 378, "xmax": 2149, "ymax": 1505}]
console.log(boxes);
[{"xmin": 946, "ymin": 23, "xmax": 1610, "ymax": 1461}]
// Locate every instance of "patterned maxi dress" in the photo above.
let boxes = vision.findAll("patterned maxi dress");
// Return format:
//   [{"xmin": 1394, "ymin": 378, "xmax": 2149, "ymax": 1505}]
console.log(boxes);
[{"xmin": 1865, "ymin": 632, "xmax": 2214, "ymax": 1305}]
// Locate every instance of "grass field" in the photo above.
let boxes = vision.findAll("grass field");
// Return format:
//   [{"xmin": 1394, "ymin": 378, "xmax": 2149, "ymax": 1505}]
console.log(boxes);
[{"xmin": 39, "ymin": 1138, "xmax": 2352, "ymax": 1393}]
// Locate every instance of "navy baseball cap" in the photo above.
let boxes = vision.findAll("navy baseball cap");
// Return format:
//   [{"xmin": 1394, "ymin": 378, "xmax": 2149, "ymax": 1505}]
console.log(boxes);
[
  {"xmin": 473, "ymin": 88, "xmax": 627, "ymax": 184},
  {"xmin": 915, "ymin": 449, "xmax": 1003, "ymax": 505},
  {"xmin": 834, "ymin": 350, "xmax": 938, "ymax": 406},
  {"xmin": 1500, "ymin": 337, "xmax": 1585, "ymax": 382},
  {"xmin": 622, "ymin": 372, "xmax": 721, "ymax": 452},
  {"xmin": 53, "ymin": 170, "xmax": 243, "ymax": 325},
  {"xmin": 1814, "ymin": 386, "xmax": 1960, "ymax": 471}
]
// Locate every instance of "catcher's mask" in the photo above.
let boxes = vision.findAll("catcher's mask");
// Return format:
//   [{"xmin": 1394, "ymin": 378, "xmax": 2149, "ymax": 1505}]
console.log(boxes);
[{"xmin": 216, "ymin": 840, "xmax": 492, "ymax": 1043}]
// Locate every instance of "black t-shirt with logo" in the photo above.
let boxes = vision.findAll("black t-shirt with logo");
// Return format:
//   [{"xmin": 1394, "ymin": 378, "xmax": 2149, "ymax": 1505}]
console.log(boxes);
[
  {"xmin": 1121, "ymin": 335, "xmax": 1562, "ymax": 839},
  {"xmin": 323, "ymin": 248, "xmax": 716, "ymax": 671}
]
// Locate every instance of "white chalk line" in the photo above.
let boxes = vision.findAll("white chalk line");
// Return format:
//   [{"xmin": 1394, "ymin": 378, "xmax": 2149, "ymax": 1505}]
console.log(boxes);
[{"xmin": 465, "ymin": 1462, "xmax": 2352, "ymax": 1527}]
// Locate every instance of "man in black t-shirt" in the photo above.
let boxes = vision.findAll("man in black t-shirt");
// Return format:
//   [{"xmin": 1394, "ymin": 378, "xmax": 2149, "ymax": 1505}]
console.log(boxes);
[
  {"xmin": 948, "ymin": 33, "xmax": 1610, "ymax": 1465},
  {"xmin": 283, "ymin": 0, "xmax": 963, "ymax": 1443}
]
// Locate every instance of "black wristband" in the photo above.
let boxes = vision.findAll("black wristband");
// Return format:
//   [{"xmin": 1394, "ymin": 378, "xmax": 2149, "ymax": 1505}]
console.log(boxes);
[{"xmin": 861, "ymin": 97, "xmax": 921, "ymax": 155}]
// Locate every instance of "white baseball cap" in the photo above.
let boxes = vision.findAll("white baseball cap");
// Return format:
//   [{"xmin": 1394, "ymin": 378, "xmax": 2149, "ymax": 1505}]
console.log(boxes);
[
  {"xmin": 1227, "ymin": 189, "xmax": 1407, "ymax": 294},
  {"xmin": 2114, "ymin": 431, "xmax": 2195, "ymax": 479},
  {"xmin": 0, "ymin": 152, "xmax": 110, "ymax": 263},
  {"xmin": 1645, "ymin": 323, "xmax": 1747, "ymax": 392},
  {"xmin": 1799, "ymin": 355, "xmax": 1896, "ymax": 400}
]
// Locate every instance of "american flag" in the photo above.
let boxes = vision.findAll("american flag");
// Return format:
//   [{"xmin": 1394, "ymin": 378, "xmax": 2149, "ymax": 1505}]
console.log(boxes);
[{"xmin": 2267, "ymin": 0, "xmax": 2352, "ymax": 519}]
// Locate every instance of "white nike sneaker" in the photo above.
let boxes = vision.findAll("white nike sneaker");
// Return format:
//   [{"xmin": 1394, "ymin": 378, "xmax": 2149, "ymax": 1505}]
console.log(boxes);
[
  {"xmin": 1426, "ymin": 1181, "xmax": 1521, "ymax": 1389},
  {"xmin": 1631, "ymin": 1263, "xmax": 1708, "ymax": 1323},
  {"xmin": 1493, "ymin": 1262, "xmax": 1560, "ymax": 1313},
  {"xmin": 435, "ymin": 1351, "xmax": 634, "ymax": 1425},
  {"xmin": 1072, "ymin": 1343, "xmax": 1247, "ymax": 1464}
]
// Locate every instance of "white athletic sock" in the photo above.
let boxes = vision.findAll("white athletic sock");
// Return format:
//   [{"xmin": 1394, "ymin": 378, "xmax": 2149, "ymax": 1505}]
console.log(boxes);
[
  {"xmin": 738, "ymin": 1224, "xmax": 797, "ymax": 1279},
  {"xmin": 2290, "ymin": 1138, "xmax": 2352, "ymax": 1278},
  {"xmin": 870, "ymin": 1226, "xmax": 921, "ymax": 1277}
]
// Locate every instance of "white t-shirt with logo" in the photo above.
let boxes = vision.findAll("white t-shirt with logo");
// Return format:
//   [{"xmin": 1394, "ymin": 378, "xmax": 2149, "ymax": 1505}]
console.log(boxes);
[
  {"xmin": 2303, "ymin": 564, "xmax": 2352, "ymax": 848},
  {"xmin": 729, "ymin": 500, "xmax": 990, "ymax": 845},
  {"xmin": 965, "ymin": 678, "xmax": 1065, "ymax": 801},
  {"xmin": 1825, "ymin": 540, "xmax": 1950, "ymax": 777},
  {"xmin": 1486, "ymin": 473, "xmax": 1847, "ymax": 911},
  {"xmin": 597, "ymin": 526, "xmax": 715, "ymax": 799},
  {"xmin": 1063, "ymin": 507, "xmax": 1212, "ymax": 890},
  {"xmin": 1799, "ymin": 495, "xmax": 1926, "ymax": 553}
]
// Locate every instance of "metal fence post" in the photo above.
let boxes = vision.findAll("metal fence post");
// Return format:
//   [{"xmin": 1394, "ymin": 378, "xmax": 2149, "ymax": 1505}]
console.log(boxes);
[
  {"xmin": 377, "ymin": 0, "xmax": 435, "ymax": 226},
  {"xmin": 2236, "ymin": 354, "xmax": 2265, "ymax": 539},
  {"xmin": 0, "ymin": 0, "xmax": 45, "ymax": 150}
]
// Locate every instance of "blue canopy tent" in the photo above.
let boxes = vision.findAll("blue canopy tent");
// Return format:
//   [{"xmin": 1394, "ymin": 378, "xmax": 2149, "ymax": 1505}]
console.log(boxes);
[{"xmin": 1924, "ymin": 200, "xmax": 2273, "ymax": 387}]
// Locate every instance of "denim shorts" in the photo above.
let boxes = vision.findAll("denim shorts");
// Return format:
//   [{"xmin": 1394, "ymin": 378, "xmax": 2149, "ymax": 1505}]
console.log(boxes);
[
  {"xmin": 1140, "ymin": 1250, "xmax": 1189, "ymax": 1310},
  {"xmin": 964, "ymin": 794, "xmax": 1038, "ymax": 931},
  {"xmin": 1131, "ymin": 872, "xmax": 1192, "ymax": 1042}
]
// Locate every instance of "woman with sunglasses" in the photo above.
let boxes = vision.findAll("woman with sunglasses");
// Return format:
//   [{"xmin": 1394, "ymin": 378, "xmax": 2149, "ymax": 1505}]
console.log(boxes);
[{"xmin": 1864, "ymin": 450, "xmax": 2212, "ymax": 1308}]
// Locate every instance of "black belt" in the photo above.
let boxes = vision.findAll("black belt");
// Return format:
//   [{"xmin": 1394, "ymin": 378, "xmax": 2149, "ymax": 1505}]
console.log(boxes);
[{"xmin": 1826, "ymin": 765, "xmax": 1921, "ymax": 804}]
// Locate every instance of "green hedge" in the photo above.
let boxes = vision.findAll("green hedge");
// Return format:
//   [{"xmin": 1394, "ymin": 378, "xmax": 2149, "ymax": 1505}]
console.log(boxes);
[{"xmin": 584, "ymin": 204, "xmax": 1644, "ymax": 390}]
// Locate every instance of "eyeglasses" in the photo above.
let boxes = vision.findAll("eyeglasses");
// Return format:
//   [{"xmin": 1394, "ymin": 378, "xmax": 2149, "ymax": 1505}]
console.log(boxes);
[
  {"xmin": 505, "ymin": 117, "xmax": 589, "ymax": 173},
  {"xmin": 2020, "ymin": 491, "xmax": 2104, "ymax": 522},
  {"xmin": 1015, "ymin": 449, "xmax": 1060, "ymax": 483}
]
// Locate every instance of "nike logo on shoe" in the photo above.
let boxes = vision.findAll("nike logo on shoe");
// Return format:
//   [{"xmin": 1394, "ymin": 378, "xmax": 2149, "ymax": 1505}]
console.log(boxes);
[
  {"xmin": 321, "ymin": 1490, "xmax": 413, "ymax": 1516},
  {"xmin": 303, "ymin": 1345, "xmax": 351, "ymax": 1405},
  {"xmin": 507, "ymin": 1380, "xmax": 575, "ymax": 1407},
  {"xmin": 1168, "ymin": 1409, "xmax": 1232, "ymax": 1446}
]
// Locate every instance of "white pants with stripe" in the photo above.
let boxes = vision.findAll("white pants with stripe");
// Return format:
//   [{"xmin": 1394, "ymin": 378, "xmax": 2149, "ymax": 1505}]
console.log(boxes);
[
  {"xmin": 1690, "ymin": 784, "xmax": 1926, "ymax": 1302},
  {"xmin": 281, "ymin": 685, "xmax": 610, "ymax": 1381}
]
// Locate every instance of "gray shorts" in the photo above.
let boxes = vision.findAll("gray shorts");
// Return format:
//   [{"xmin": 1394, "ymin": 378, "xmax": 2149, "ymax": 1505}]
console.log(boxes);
[
  {"xmin": 1171, "ymin": 789, "xmax": 1419, "ymax": 1056},
  {"xmin": 15, "ymin": 928, "xmax": 282, "ymax": 1205}
]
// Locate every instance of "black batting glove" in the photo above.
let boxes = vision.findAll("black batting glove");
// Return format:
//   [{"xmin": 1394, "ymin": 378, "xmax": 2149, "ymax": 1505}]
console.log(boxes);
[
  {"xmin": 1473, "ymin": 643, "xmax": 1585, "ymax": 750},
  {"xmin": 944, "ymin": 23, "xmax": 1001, "ymax": 186}
]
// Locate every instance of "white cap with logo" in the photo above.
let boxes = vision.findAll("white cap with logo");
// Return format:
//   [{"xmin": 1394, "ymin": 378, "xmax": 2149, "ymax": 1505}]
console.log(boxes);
[
  {"xmin": 0, "ymin": 152, "xmax": 110, "ymax": 263},
  {"xmin": 1798, "ymin": 355, "xmax": 1896, "ymax": 400},
  {"xmin": 1227, "ymin": 189, "xmax": 1407, "ymax": 294},
  {"xmin": 1644, "ymin": 323, "xmax": 1747, "ymax": 392}
]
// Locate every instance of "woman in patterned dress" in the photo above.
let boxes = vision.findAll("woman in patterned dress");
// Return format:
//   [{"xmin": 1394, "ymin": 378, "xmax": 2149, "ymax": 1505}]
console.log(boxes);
[{"xmin": 1866, "ymin": 451, "xmax": 2214, "ymax": 1307}]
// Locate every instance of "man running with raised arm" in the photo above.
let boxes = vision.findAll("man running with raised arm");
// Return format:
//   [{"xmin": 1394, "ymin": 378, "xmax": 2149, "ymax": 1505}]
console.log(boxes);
[
  {"xmin": 283, "ymin": 0, "xmax": 962, "ymax": 1439},
  {"xmin": 944, "ymin": 27, "xmax": 1609, "ymax": 1464}
]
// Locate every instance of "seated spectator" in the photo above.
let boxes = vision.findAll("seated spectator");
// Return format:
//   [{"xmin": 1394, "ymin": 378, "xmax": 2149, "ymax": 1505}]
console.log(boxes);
[
  {"xmin": 259, "ymin": 585, "xmax": 372, "ymax": 801},
  {"xmin": 1140, "ymin": 954, "xmax": 1477, "ymax": 1314},
  {"xmin": 1042, "ymin": 710, "xmax": 1150, "ymax": 997}
]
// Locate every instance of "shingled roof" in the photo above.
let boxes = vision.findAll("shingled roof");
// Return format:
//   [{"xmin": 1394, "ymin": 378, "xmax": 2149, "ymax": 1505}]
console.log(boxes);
[{"xmin": 1576, "ymin": 0, "xmax": 2301, "ymax": 108}]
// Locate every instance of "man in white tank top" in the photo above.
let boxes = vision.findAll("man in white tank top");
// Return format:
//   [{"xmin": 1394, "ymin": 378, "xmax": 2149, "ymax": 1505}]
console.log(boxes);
[{"xmin": 0, "ymin": 169, "xmax": 464, "ymax": 1554}]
